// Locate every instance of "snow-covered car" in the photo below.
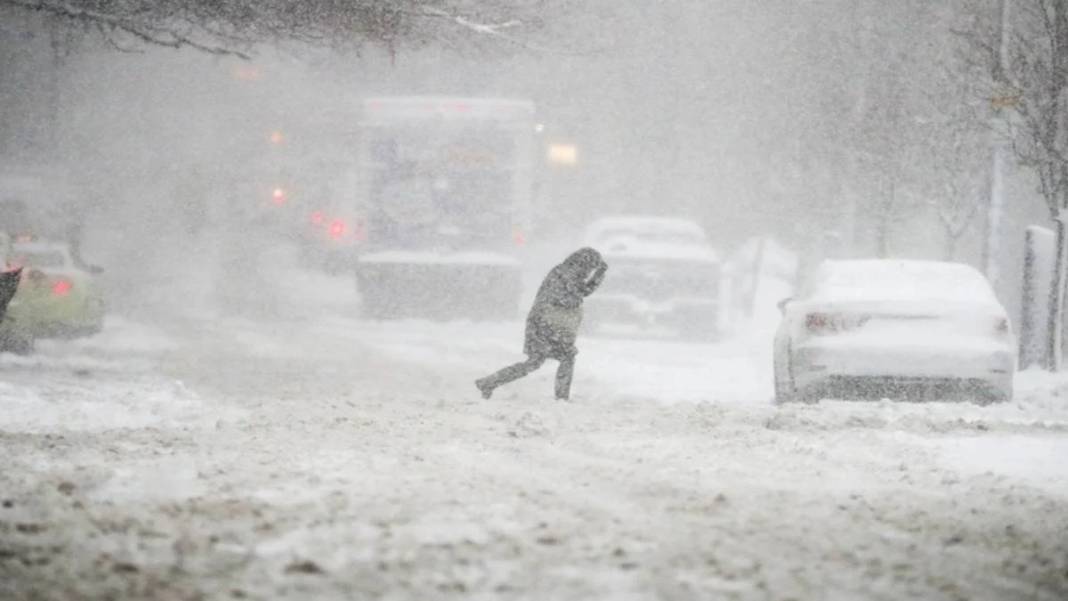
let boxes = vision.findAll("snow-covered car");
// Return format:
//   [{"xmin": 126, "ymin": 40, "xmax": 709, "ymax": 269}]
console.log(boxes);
[
  {"xmin": 582, "ymin": 215, "xmax": 721, "ymax": 340},
  {"xmin": 773, "ymin": 259, "xmax": 1015, "ymax": 404},
  {"xmin": 1, "ymin": 240, "xmax": 105, "ymax": 349}
]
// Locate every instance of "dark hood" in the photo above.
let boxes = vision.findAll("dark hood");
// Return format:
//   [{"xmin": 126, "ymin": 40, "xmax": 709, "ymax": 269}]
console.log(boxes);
[{"xmin": 561, "ymin": 247, "xmax": 604, "ymax": 272}]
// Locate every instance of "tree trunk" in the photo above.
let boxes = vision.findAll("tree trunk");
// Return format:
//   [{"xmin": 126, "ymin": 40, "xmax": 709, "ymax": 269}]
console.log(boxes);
[
  {"xmin": 1044, "ymin": 2, "xmax": 1068, "ymax": 371},
  {"xmin": 1045, "ymin": 216, "xmax": 1067, "ymax": 371},
  {"xmin": 876, "ymin": 220, "xmax": 889, "ymax": 258},
  {"xmin": 876, "ymin": 182, "xmax": 894, "ymax": 258}
]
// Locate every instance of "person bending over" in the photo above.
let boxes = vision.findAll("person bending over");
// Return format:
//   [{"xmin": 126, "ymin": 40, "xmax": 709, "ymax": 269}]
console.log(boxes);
[{"xmin": 476, "ymin": 247, "xmax": 608, "ymax": 401}]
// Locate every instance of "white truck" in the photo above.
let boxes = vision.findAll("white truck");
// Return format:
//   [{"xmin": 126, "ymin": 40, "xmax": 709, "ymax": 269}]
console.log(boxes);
[{"xmin": 354, "ymin": 97, "xmax": 536, "ymax": 319}]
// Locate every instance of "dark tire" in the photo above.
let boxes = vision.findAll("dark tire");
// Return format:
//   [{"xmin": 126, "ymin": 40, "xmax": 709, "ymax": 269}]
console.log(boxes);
[
  {"xmin": 774, "ymin": 373, "xmax": 797, "ymax": 404},
  {"xmin": 773, "ymin": 348, "xmax": 796, "ymax": 404},
  {"xmin": 2, "ymin": 333, "xmax": 34, "ymax": 355}
]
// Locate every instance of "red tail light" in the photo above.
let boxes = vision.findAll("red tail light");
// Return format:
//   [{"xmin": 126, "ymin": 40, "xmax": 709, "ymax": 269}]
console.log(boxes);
[
  {"xmin": 805, "ymin": 313, "xmax": 834, "ymax": 333},
  {"xmin": 52, "ymin": 279, "xmax": 72, "ymax": 296},
  {"xmin": 804, "ymin": 313, "xmax": 868, "ymax": 335},
  {"xmin": 329, "ymin": 219, "xmax": 346, "ymax": 240},
  {"xmin": 513, "ymin": 227, "xmax": 527, "ymax": 247}
]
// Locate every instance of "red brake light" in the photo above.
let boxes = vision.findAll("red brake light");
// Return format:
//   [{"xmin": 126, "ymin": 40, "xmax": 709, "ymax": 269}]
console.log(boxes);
[
  {"xmin": 52, "ymin": 279, "xmax": 72, "ymax": 296},
  {"xmin": 329, "ymin": 219, "xmax": 346, "ymax": 240},
  {"xmin": 805, "ymin": 313, "xmax": 833, "ymax": 333}
]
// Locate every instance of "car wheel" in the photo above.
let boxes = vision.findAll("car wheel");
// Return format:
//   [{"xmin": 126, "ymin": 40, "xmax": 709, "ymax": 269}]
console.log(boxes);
[
  {"xmin": 1, "ymin": 333, "xmax": 34, "ymax": 355},
  {"xmin": 773, "ymin": 359, "xmax": 796, "ymax": 404}
]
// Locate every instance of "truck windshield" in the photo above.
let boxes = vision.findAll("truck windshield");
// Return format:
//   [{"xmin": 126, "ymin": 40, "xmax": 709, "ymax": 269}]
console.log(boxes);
[{"xmin": 364, "ymin": 123, "xmax": 517, "ymax": 250}]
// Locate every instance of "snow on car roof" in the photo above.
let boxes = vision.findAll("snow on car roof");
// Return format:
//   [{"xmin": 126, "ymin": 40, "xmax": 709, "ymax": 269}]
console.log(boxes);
[
  {"xmin": 812, "ymin": 259, "xmax": 998, "ymax": 305},
  {"xmin": 596, "ymin": 240, "xmax": 719, "ymax": 262},
  {"xmin": 583, "ymin": 215, "xmax": 717, "ymax": 261}
]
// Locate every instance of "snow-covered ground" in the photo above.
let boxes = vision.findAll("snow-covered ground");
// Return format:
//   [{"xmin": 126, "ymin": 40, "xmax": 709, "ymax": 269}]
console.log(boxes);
[{"xmin": 2, "ymin": 254, "xmax": 1068, "ymax": 600}]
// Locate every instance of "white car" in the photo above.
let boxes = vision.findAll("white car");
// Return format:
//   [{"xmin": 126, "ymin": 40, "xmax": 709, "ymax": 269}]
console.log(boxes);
[
  {"xmin": 773, "ymin": 259, "xmax": 1015, "ymax": 404},
  {"xmin": 582, "ymin": 215, "xmax": 720, "ymax": 340}
]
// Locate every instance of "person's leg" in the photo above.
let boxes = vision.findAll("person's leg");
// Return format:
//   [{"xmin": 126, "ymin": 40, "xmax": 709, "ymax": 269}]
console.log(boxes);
[
  {"xmin": 476, "ymin": 355, "xmax": 546, "ymax": 398},
  {"xmin": 554, "ymin": 347, "xmax": 578, "ymax": 400}
]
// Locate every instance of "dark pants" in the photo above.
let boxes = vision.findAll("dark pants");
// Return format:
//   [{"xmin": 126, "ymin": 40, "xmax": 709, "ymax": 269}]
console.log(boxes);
[{"xmin": 478, "ymin": 348, "xmax": 577, "ymax": 400}]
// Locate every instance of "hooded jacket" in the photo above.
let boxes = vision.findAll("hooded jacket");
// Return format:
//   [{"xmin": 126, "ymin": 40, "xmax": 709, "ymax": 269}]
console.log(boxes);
[{"xmin": 524, "ymin": 248, "xmax": 607, "ymax": 359}]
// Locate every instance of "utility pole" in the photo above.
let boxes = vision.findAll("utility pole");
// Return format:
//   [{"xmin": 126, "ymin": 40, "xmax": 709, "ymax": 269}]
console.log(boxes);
[{"xmin": 983, "ymin": 0, "xmax": 1011, "ymax": 290}]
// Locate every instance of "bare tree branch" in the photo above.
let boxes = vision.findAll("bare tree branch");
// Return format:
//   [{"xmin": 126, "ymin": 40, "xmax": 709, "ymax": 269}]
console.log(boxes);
[
  {"xmin": 0, "ymin": 0, "xmax": 574, "ymax": 58},
  {"xmin": 7, "ymin": 0, "xmax": 254, "ymax": 57}
]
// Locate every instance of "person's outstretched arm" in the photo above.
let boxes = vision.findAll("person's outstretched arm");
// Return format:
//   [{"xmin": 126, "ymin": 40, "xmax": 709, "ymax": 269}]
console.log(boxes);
[{"xmin": 582, "ymin": 261, "xmax": 608, "ymax": 296}]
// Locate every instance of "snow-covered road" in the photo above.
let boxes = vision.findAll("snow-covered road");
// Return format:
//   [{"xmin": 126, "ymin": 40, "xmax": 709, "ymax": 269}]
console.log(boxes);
[{"xmin": 2, "ymin": 293, "xmax": 1068, "ymax": 599}]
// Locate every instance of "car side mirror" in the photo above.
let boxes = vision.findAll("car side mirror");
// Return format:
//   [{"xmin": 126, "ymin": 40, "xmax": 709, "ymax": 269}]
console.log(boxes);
[{"xmin": 777, "ymin": 297, "xmax": 793, "ymax": 315}]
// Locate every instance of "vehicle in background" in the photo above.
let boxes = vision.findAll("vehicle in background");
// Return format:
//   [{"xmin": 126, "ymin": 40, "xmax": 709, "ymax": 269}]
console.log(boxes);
[
  {"xmin": 354, "ymin": 96, "xmax": 535, "ymax": 319},
  {"xmin": 295, "ymin": 165, "xmax": 366, "ymax": 274},
  {"xmin": 300, "ymin": 205, "xmax": 366, "ymax": 273},
  {"xmin": 1, "ymin": 239, "xmax": 105, "ymax": 352},
  {"xmin": 581, "ymin": 215, "xmax": 721, "ymax": 341},
  {"xmin": 773, "ymin": 259, "xmax": 1015, "ymax": 404}
]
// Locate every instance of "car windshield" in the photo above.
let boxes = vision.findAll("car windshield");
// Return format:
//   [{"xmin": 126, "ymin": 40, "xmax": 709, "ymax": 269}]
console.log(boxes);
[{"xmin": 11, "ymin": 250, "xmax": 67, "ymax": 269}]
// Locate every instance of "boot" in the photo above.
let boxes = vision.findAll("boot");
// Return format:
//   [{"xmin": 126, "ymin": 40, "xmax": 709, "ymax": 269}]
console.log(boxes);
[{"xmin": 475, "ymin": 378, "xmax": 494, "ymax": 400}]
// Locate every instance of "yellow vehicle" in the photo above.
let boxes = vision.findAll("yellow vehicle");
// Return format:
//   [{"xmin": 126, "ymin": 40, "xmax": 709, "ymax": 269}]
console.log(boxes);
[{"xmin": 1, "ymin": 240, "xmax": 105, "ymax": 352}]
